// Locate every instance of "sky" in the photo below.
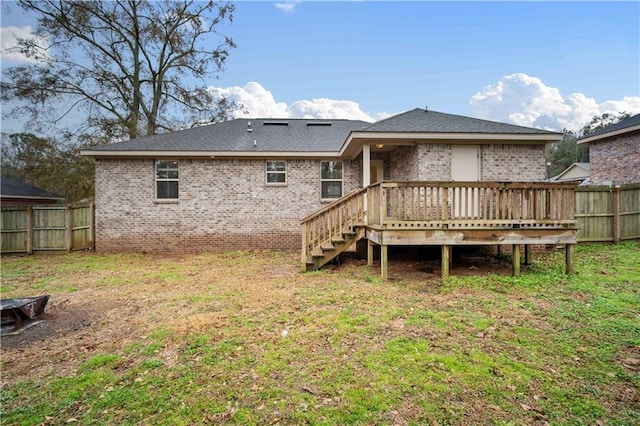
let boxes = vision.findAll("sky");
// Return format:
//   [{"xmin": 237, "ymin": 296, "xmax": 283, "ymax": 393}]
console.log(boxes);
[{"xmin": 1, "ymin": 0, "xmax": 639, "ymax": 134}]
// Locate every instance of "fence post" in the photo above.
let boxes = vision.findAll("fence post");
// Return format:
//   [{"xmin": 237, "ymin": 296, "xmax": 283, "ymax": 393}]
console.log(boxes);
[
  {"xmin": 66, "ymin": 205, "xmax": 73, "ymax": 251},
  {"xmin": 89, "ymin": 202, "xmax": 95, "ymax": 250},
  {"xmin": 26, "ymin": 206, "xmax": 33, "ymax": 254},
  {"xmin": 613, "ymin": 186, "xmax": 621, "ymax": 244}
]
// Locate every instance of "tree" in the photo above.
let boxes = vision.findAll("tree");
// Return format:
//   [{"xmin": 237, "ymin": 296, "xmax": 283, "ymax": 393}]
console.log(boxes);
[
  {"xmin": 1, "ymin": 0, "xmax": 237, "ymax": 140},
  {"xmin": 2, "ymin": 132, "xmax": 95, "ymax": 202},
  {"xmin": 579, "ymin": 111, "xmax": 632, "ymax": 137}
]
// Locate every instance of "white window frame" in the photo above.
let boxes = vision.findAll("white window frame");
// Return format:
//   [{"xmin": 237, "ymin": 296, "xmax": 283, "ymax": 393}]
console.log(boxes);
[
  {"xmin": 155, "ymin": 160, "xmax": 179, "ymax": 201},
  {"xmin": 320, "ymin": 161, "xmax": 343, "ymax": 201},
  {"xmin": 266, "ymin": 160, "xmax": 287, "ymax": 185}
]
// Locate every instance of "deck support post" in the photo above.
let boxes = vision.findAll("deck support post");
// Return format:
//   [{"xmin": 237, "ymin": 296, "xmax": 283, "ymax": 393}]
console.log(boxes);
[
  {"xmin": 441, "ymin": 245, "xmax": 450, "ymax": 278},
  {"xmin": 367, "ymin": 239, "xmax": 374, "ymax": 266},
  {"xmin": 496, "ymin": 245, "xmax": 501, "ymax": 257},
  {"xmin": 300, "ymin": 225, "xmax": 308, "ymax": 272},
  {"xmin": 566, "ymin": 244, "xmax": 575, "ymax": 275},
  {"xmin": 381, "ymin": 245, "xmax": 388, "ymax": 281},
  {"xmin": 512, "ymin": 244, "xmax": 521, "ymax": 276},
  {"xmin": 524, "ymin": 245, "xmax": 531, "ymax": 266}
]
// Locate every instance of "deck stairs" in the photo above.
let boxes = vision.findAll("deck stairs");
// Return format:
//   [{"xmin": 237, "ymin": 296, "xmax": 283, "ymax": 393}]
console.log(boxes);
[{"xmin": 300, "ymin": 188, "xmax": 367, "ymax": 271}]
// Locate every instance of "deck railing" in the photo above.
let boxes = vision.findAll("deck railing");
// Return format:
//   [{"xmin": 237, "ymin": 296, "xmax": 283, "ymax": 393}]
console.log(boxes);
[
  {"xmin": 301, "ymin": 181, "xmax": 577, "ymax": 270},
  {"xmin": 368, "ymin": 181, "xmax": 577, "ymax": 229}
]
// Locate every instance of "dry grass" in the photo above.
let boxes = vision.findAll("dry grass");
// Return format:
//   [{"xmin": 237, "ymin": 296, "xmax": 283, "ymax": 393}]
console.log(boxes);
[{"xmin": 1, "ymin": 245, "xmax": 638, "ymax": 425}]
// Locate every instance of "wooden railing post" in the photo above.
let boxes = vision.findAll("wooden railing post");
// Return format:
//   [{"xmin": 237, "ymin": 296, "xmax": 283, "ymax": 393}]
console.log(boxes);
[
  {"xmin": 442, "ymin": 187, "xmax": 449, "ymax": 221},
  {"xmin": 380, "ymin": 185, "xmax": 387, "ymax": 225}
]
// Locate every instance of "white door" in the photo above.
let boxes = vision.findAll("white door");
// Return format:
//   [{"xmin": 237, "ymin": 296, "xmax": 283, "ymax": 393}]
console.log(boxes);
[
  {"xmin": 451, "ymin": 145, "xmax": 480, "ymax": 218},
  {"xmin": 370, "ymin": 160, "xmax": 384, "ymax": 184},
  {"xmin": 451, "ymin": 145, "xmax": 480, "ymax": 181}
]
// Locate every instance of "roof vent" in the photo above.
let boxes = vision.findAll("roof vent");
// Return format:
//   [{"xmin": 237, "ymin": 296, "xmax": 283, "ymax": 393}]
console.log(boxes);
[
  {"xmin": 247, "ymin": 121, "xmax": 253, "ymax": 133},
  {"xmin": 307, "ymin": 122, "xmax": 332, "ymax": 127},
  {"xmin": 263, "ymin": 121, "xmax": 289, "ymax": 126}
]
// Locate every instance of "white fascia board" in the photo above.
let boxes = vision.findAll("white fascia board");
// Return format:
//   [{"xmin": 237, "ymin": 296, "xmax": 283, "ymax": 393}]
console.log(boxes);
[
  {"xmin": 81, "ymin": 150, "xmax": 342, "ymax": 159},
  {"xmin": 577, "ymin": 124, "xmax": 640, "ymax": 144}
]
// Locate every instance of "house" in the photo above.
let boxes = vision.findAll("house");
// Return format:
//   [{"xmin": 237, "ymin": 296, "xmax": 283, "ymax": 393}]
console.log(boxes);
[
  {"xmin": 82, "ymin": 108, "xmax": 578, "ymax": 277},
  {"xmin": 577, "ymin": 113, "xmax": 640, "ymax": 185},
  {"xmin": 1, "ymin": 175, "xmax": 65, "ymax": 206},
  {"xmin": 550, "ymin": 162, "xmax": 590, "ymax": 184}
]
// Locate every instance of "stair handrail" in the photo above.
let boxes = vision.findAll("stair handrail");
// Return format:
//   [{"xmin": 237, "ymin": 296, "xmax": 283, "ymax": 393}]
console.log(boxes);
[{"xmin": 300, "ymin": 187, "xmax": 368, "ymax": 224}]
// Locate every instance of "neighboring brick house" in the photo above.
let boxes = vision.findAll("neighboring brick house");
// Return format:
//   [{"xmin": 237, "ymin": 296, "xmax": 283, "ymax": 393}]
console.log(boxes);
[
  {"xmin": 81, "ymin": 108, "xmax": 562, "ymax": 253},
  {"xmin": 577, "ymin": 113, "xmax": 640, "ymax": 186},
  {"xmin": 1, "ymin": 176, "xmax": 65, "ymax": 206}
]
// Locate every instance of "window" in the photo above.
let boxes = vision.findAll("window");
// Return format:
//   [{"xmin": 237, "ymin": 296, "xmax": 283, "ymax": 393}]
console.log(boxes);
[
  {"xmin": 321, "ymin": 161, "xmax": 343, "ymax": 199},
  {"xmin": 156, "ymin": 160, "xmax": 178, "ymax": 199},
  {"xmin": 266, "ymin": 161, "xmax": 286, "ymax": 184}
]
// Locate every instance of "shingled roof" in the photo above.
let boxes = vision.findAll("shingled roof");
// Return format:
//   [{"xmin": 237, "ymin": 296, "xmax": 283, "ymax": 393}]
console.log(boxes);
[
  {"xmin": 83, "ymin": 107, "xmax": 561, "ymax": 157},
  {"xmin": 362, "ymin": 108, "xmax": 559, "ymax": 134},
  {"xmin": 1, "ymin": 176, "xmax": 64, "ymax": 201},
  {"xmin": 88, "ymin": 118, "xmax": 371, "ymax": 153},
  {"xmin": 577, "ymin": 113, "xmax": 640, "ymax": 144}
]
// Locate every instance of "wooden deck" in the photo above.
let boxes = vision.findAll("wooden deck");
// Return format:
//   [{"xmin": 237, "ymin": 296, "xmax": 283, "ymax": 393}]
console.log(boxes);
[{"xmin": 301, "ymin": 181, "xmax": 578, "ymax": 279}]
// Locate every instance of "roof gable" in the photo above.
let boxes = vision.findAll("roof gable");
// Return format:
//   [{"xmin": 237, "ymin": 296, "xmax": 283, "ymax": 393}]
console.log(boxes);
[
  {"xmin": 362, "ymin": 108, "xmax": 559, "ymax": 135},
  {"xmin": 551, "ymin": 163, "xmax": 590, "ymax": 182}
]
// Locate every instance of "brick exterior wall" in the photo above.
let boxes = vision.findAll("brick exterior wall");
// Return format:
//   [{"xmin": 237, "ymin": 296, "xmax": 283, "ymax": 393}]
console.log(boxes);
[
  {"xmin": 95, "ymin": 158, "xmax": 360, "ymax": 253},
  {"xmin": 588, "ymin": 131, "xmax": 640, "ymax": 185},
  {"xmin": 480, "ymin": 144, "xmax": 546, "ymax": 181},
  {"xmin": 389, "ymin": 145, "xmax": 452, "ymax": 181},
  {"xmin": 388, "ymin": 143, "xmax": 544, "ymax": 181},
  {"xmin": 95, "ymin": 143, "xmax": 547, "ymax": 253}
]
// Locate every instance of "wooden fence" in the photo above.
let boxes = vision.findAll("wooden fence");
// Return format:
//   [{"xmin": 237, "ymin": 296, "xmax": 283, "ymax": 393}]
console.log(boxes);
[
  {"xmin": 1, "ymin": 203, "xmax": 94, "ymax": 254},
  {"xmin": 575, "ymin": 184, "xmax": 640, "ymax": 242}
]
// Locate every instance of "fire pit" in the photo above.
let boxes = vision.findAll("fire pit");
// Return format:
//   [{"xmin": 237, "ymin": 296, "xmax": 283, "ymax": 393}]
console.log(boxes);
[{"xmin": 1, "ymin": 295, "xmax": 50, "ymax": 331}]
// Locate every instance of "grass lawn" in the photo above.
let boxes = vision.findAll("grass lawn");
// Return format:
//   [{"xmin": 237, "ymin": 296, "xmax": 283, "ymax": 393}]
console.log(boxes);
[{"xmin": 1, "ymin": 243, "xmax": 638, "ymax": 425}]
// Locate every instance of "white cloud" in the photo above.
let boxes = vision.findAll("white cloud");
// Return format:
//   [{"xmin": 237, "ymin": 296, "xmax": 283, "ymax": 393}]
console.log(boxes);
[
  {"xmin": 470, "ymin": 73, "xmax": 640, "ymax": 132},
  {"xmin": 275, "ymin": 1, "xmax": 300, "ymax": 14},
  {"xmin": 1, "ymin": 25, "xmax": 48, "ymax": 63},
  {"xmin": 288, "ymin": 98, "xmax": 375, "ymax": 121},
  {"xmin": 208, "ymin": 81, "xmax": 381, "ymax": 122}
]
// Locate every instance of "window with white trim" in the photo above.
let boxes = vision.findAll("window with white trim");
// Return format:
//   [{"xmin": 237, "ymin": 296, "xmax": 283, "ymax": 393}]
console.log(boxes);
[
  {"xmin": 156, "ymin": 160, "xmax": 179, "ymax": 199},
  {"xmin": 266, "ymin": 161, "xmax": 286, "ymax": 184},
  {"xmin": 321, "ymin": 161, "xmax": 343, "ymax": 199}
]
